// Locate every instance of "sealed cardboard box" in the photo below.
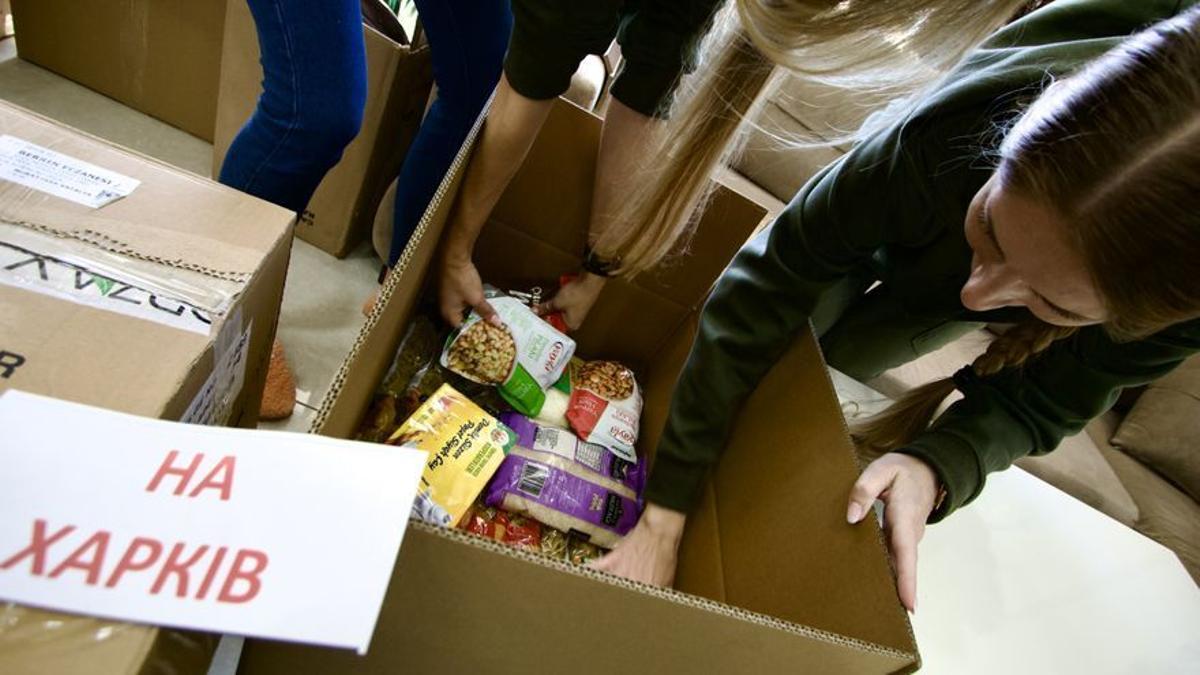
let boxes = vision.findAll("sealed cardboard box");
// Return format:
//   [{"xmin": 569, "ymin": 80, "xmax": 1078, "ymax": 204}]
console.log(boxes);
[
  {"xmin": 0, "ymin": 99, "xmax": 294, "ymax": 674},
  {"xmin": 237, "ymin": 99, "xmax": 921, "ymax": 673},
  {"xmin": 212, "ymin": 0, "xmax": 433, "ymax": 257},
  {"xmin": 9, "ymin": 0, "xmax": 227, "ymax": 141}
]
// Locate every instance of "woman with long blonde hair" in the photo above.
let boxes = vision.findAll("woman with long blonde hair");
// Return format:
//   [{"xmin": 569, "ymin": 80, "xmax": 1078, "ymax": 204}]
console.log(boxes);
[{"xmin": 594, "ymin": 0, "xmax": 1200, "ymax": 610}]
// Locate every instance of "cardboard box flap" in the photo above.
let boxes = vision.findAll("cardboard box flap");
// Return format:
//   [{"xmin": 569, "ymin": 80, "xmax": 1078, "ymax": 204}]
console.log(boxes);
[
  {"xmin": 239, "ymin": 523, "xmax": 916, "ymax": 674},
  {"xmin": 707, "ymin": 328, "xmax": 916, "ymax": 656}
]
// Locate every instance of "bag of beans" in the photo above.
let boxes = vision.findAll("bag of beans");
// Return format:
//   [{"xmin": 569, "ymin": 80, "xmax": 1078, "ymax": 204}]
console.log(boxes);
[
  {"xmin": 440, "ymin": 288, "xmax": 575, "ymax": 417},
  {"xmin": 565, "ymin": 361, "xmax": 642, "ymax": 462}
]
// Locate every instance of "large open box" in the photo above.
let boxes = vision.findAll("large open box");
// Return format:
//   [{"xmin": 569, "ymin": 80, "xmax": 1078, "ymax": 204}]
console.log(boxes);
[
  {"xmin": 237, "ymin": 99, "xmax": 920, "ymax": 673},
  {"xmin": 212, "ymin": 0, "xmax": 433, "ymax": 258},
  {"xmin": 0, "ymin": 100, "xmax": 294, "ymax": 674},
  {"xmin": 9, "ymin": 0, "xmax": 227, "ymax": 141}
]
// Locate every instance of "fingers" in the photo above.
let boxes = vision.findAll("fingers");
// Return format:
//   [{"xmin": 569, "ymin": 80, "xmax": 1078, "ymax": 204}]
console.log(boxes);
[
  {"xmin": 439, "ymin": 294, "xmax": 465, "ymax": 328},
  {"xmin": 885, "ymin": 502, "xmax": 922, "ymax": 613},
  {"xmin": 474, "ymin": 299, "xmax": 501, "ymax": 326},
  {"xmin": 847, "ymin": 459, "xmax": 897, "ymax": 524}
]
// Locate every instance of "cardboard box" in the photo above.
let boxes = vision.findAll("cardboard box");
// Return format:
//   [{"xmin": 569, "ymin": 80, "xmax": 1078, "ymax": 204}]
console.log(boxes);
[
  {"xmin": 0, "ymin": 100, "xmax": 294, "ymax": 674},
  {"xmin": 212, "ymin": 0, "xmax": 433, "ymax": 258},
  {"xmin": 237, "ymin": 99, "xmax": 921, "ymax": 673},
  {"xmin": 9, "ymin": 0, "xmax": 227, "ymax": 141}
]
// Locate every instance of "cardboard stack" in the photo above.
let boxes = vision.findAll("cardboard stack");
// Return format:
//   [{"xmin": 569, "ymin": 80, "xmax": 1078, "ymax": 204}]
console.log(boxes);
[
  {"xmin": 8, "ymin": 0, "xmax": 228, "ymax": 141},
  {"xmin": 236, "ymin": 99, "xmax": 922, "ymax": 673},
  {"xmin": 212, "ymin": 0, "xmax": 433, "ymax": 258},
  {"xmin": 0, "ymin": 100, "xmax": 294, "ymax": 673}
]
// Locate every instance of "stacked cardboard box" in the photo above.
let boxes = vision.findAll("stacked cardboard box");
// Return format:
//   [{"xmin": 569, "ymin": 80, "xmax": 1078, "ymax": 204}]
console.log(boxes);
[
  {"xmin": 9, "ymin": 0, "xmax": 228, "ymax": 141},
  {"xmin": 0, "ymin": 100, "xmax": 294, "ymax": 674}
]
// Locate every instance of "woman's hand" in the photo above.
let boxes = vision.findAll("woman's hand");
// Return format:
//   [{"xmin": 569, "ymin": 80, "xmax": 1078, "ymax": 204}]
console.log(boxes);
[
  {"xmin": 846, "ymin": 452, "xmax": 940, "ymax": 613},
  {"xmin": 589, "ymin": 503, "xmax": 686, "ymax": 586},
  {"xmin": 437, "ymin": 253, "xmax": 499, "ymax": 328},
  {"xmin": 536, "ymin": 273, "xmax": 607, "ymax": 331}
]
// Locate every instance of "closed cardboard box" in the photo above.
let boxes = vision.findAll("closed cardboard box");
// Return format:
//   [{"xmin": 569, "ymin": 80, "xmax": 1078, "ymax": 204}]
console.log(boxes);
[
  {"xmin": 0, "ymin": 100, "xmax": 294, "ymax": 674},
  {"xmin": 9, "ymin": 0, "xmax": 227, "ymax": 141},
  {"xmin": 238, "ymin": 100, "xmax": 922, "ymax": 673},
  {"xmin": 212, "ymin": 0, "xmax": 433, "ymax": 257}
]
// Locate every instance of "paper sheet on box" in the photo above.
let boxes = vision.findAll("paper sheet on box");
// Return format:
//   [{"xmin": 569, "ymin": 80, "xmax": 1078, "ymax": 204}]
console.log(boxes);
[
  {"xmin": 0, "ymin": 390, "xmax": 427, "ymax": 655},
  {"xmin": 0, "ymin": 135, "xmax": 140, "ymax": 208}
]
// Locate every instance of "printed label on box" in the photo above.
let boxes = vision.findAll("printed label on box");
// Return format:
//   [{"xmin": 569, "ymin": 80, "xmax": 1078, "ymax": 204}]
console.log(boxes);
[
  {"xmin": 0, "ymin": 238, "xmax": 215, "ymax": 335},
  {"xmin": 181, "ymin": 317, "xmax": 252, "ymax": 426},
  {"xmin": 0, "ymin": 135, "xmax": 140, "ymax": 208}
]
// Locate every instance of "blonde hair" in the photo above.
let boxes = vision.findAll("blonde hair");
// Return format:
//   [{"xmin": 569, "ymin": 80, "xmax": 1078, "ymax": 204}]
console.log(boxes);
[
  {"xmin": 855, "ymin": 7, "xmax": 1200, "ymax": 456},
  {"xmin": 599, "ymin": 0, "xmax": 1033, "ymax": 275}
]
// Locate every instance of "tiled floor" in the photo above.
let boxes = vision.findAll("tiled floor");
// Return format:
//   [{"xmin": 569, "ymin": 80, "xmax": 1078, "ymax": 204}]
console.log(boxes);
[{"xmin": 0, "ymin": 37, "xmax": 381, "ymax": 433}]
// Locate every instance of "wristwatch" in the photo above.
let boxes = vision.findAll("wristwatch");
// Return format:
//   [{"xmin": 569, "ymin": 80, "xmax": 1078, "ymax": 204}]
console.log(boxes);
[{"xmin": 582, "ymin": 244, "xmax": 619, "ymax": 278}]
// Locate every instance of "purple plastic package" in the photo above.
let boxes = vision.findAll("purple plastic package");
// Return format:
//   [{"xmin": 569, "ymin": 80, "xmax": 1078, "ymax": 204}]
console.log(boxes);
[
  {"xmin": 499, "ymin": 412, "xmax": 645, "ymax": 495},
  {"xmin": 484, "ymin": 447, "xmax": 642, "ymax": 548}
]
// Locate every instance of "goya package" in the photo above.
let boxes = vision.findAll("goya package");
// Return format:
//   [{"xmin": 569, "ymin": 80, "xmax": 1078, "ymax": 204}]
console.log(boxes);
[
  {"xmin": 499, "ymin": 412, "xmax": 645, "ymax": 494},
  {"xmin": 387, "ymin": 384, "xmax": 515, "ymax": 527},
  {"xmin": 441, "ymin": 288, "xmax": 575, "ymax": 416},
  {"xmin": 485, "ymin": 446, "xmax": 642, "ymax": 548},
  {"xmin": 565, "ymin": 361, "xmax": 642, "ymax": 462}
]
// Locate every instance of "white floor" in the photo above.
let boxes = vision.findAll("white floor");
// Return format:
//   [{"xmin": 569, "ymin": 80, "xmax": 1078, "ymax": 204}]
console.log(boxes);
[{"xmin": 0, "ymin": 35, "xmax": 380, "ymax": 434}]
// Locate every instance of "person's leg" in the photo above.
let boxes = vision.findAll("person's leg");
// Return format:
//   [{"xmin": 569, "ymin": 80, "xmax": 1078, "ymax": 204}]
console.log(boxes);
[
  {"xmin": 819, "ymin": 284, "xmax": 983, "ymax": 382},
  {"xmin": 218, "ymin": 0, "xmax": 366, "ymax": 212},
  {"xmin": 387, "ymin": 0, "xmax": 512, "ymax": 268},
  {"xmin": 217, "ymin": 0, "xmax": 365, "ymax": 420}
]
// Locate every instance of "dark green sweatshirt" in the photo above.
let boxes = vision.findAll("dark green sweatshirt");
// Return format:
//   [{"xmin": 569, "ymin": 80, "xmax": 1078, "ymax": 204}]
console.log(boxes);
[{"xmin": 645, "ymin": 0, "xmax": 1200, "ymax": 520}]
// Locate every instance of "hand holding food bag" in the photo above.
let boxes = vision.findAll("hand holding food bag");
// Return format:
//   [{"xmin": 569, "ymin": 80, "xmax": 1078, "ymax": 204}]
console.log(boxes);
[{"xmin": 441, "ymin": 287, "xmax": 575, "ymax": 416}]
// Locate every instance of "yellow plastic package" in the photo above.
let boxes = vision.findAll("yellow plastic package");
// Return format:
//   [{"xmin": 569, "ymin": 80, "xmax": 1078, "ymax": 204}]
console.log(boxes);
[{"xmin": 387, "ymin": 384, "xmax": 515, "ymax": 527}]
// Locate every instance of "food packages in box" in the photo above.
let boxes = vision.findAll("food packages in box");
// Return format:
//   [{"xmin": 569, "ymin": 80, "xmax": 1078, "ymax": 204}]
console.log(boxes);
[
  {"xmin": 485, "ymin": 446, "xmax": 642, "ymax": 548},
  {"xmin": 565, "ymin": 361, "xmax": 642, "ymax": 462},
  {"xmin": 499, "ymin": 412, "xmax": 645, "ymax": 493},
  {"xmin": 387, "ymin": 384, "xmax": 515, "ymax": 527},
  {"xmin": 441, "ymin": 288, "xmax": 575, "ymax": 416}
]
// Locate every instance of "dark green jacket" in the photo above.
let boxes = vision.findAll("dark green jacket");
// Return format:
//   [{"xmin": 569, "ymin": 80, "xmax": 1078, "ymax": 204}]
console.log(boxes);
[{"xmin": 645, "ymin": 0, "xmax": 1200, "ymax": 520}]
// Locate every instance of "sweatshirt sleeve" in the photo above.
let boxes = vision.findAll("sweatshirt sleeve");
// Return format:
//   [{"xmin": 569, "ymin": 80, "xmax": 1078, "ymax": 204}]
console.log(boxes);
[
  {"xmin": 900, "ymin": 322, "xmax": 1200, "ymax": 522},
  {"xmin": 644, "ymin": 122, "xmax": 936, "ymax": 511}
]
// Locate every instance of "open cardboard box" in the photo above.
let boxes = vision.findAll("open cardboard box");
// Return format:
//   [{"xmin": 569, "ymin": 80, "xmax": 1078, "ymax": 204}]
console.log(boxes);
[{"xmin": 238, "ymin": 99, "xmax": 920, "ymax": 673}]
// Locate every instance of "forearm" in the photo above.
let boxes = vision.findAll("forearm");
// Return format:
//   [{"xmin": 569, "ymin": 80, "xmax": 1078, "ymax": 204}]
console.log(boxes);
[{"xmin": 443, "ymin": 74, "xmax": 553, "ymax": 262}]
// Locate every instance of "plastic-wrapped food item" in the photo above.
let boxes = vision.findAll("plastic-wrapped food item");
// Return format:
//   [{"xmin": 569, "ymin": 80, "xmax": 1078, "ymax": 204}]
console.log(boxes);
[
  {"xmin": 441, "ymin": 287, "xmax": 575, "ymax": 416},
  {"xmin": 567, "ymin": 536, "xmax": 604, "ymax": 566},
  {"xmin": 499, "ymin": 412, "xmax": 644, "ymax": 495},
  {"xmin": 566, "ymin": 361, "xmax": 642, "ymax": 462},
  {"xmin": 381, "ymin": 313, "xmax": 442, "ymax": 397},
  {"xmin": 540, "ymin": 526, "xmax": 569, "ymax": 560},
  {"xmin": 388, "ymin": 384, "xmax": 515, "ymax": 527},
  {"xmin": 461, "ymin": 504, "xmax": 542, "ymax": 552},
  {"xmin": 485, "ymin": 446, "xmax": 641, "ymax": 548}
]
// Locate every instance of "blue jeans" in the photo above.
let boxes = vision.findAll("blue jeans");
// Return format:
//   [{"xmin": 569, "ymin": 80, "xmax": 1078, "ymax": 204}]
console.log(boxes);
[
  {"xmin": 388, "ymin": 0, "xmax": 512, "ymax": 266},
  {"xmin": 218, "ymin": 0, "xmax": 511, "ymax": 267}
]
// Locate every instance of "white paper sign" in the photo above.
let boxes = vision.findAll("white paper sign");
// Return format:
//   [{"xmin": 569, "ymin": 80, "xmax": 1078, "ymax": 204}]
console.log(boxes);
[
  {"xmin": 0, "ymin": 135, "xmax": 141, "ymax": 208},
  {"xmin": 0, "ymin": 390, "xmax": 427, "ymax": 654}
]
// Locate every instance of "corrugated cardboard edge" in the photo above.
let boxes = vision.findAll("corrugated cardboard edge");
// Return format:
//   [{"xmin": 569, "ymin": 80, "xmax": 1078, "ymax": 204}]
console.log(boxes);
[
  {"xmin": 410, "ymin": 519, "xmax": 916, "ymax": 665},
  {"xmin": 308, "ymin": 103, "xmax": 919, "ymax": 669}
]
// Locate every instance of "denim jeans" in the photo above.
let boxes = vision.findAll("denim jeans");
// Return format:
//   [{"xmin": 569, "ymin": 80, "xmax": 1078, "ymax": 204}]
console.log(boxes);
[
  {"xmin": 217, "ymin": 0, "xmax": 511, "ymax": 268},
  {"xmin": 387, "ymin": 0, "xmax": 511, "ymax": 266}
]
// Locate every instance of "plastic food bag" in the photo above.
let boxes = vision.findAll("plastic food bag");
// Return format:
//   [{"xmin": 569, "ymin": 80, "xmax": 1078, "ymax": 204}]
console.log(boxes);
[
  {"xmin": 565, "ymin": 361, "xmax": 642, "ymax": 462},
  {"xmin": 461, "ymin": 504, "xmax": 543, "ymax": 552},
  {"xmin": 388, "ymin": 384, "xmax": 515, "ymax": 527},
  {"xmin": 499, "ymin": 412, "xmax": 644, "ymax": 494},
  {"xmin": 441, "ymin": 288, "xmax": 575, "ymax": 416},
  {"xmin": 485, "ymin": 446, "xmax": 641, "ymax": 548}
]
